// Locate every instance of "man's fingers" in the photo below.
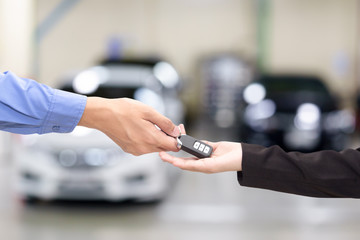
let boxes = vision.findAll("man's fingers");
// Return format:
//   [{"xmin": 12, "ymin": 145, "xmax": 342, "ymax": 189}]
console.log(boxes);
[
  {"xmin": 153, "ymin": 131, "xmax": 179, "ymax": 152},
  {"xmin": 145, "ymin": 109, "xmax": 179, "ymax": 137},
  {"xmin": 179, "ymin": 124, "xmax": 186, "ymax": 135}
]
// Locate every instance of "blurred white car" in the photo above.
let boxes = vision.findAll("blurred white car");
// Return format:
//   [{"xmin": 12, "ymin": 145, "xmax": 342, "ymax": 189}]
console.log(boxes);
[{"xmin": 14, "ymin": 59, "xmax": 185, "ymax": 202}]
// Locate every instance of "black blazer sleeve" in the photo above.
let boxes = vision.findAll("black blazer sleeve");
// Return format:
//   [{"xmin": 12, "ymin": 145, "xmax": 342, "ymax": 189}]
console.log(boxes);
[{"xmin": 237, "ymin": 143, "xmax": 360, "ymax": 198}]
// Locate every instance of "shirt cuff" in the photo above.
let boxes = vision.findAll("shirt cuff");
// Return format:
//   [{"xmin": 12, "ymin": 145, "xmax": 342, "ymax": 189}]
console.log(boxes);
[{"xmin": 40, "ymin": 89, "xmax": 87, "ymax": 134}]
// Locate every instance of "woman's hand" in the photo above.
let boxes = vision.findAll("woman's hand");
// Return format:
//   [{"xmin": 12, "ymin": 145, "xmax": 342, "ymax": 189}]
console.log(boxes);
[{"xmin": 159, "ymin": 138, "xmax": 243, "ymax": 173}]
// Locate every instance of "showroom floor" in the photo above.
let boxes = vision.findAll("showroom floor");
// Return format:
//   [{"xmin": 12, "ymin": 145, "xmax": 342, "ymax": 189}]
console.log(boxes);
[{"xmin": 1, "ymin": 121, "xmax": 360, "ymax": 240}]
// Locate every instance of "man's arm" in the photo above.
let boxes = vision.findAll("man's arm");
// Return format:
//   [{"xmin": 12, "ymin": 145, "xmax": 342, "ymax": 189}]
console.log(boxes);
[
  {"xmin": 0, "ymin": 71, "xmax": 86, "ymax": 134},
  {"xmin": 0, "ymin": 71, "xmax": 180, "ymax": 155}
]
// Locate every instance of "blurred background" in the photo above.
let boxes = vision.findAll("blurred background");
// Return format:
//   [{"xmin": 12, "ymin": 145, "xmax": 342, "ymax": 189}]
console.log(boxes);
[{"xmin": 2, "ymin": 0, "xmax": 360, "ymax": 239}]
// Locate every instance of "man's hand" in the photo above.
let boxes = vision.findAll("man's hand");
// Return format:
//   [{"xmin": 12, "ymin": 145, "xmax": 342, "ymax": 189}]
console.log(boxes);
[
  {"xmin": 159, "ymin": 137, "xmax": 243, "ymax": 173},
  {"xmin": 78, "ymin": 97, "xmax": 180, "ymax": 156}
]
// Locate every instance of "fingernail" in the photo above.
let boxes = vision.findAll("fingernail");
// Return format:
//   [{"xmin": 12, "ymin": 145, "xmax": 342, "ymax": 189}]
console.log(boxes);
[{"xmin": 171, "ymin": 125, "xmax": 180, "ymax": 137}]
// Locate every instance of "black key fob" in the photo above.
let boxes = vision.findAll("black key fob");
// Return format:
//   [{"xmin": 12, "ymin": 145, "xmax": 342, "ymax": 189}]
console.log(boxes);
[{"xmin": 177, "ymin": 134, "xmax": 213, "ymax": 158}]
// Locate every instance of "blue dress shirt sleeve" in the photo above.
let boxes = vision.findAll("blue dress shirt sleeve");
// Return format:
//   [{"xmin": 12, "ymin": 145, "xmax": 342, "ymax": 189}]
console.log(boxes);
[{"xmin": 0, "ymin": 71, "xmax": 87, "ymax": 134}]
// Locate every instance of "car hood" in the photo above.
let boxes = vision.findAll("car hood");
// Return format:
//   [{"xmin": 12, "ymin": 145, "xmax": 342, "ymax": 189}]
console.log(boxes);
[
  {"xmin": 268, "ymin": 91, "xmax": 337, "ymax": 113},
  {"xmin": 20, "ymin": 127, "xmax": 117, "ymax": 152}
]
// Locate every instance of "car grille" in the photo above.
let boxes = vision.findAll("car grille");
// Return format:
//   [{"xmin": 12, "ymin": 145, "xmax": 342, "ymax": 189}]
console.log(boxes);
[{"xmin": 54, "ymin": 148, "xmax": 122, "ymax": 169}]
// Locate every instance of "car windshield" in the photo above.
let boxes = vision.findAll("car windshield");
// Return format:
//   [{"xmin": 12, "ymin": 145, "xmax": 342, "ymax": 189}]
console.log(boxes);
[
  {"xmin": 62, "ymin": 85, "xmax": 137, "ymax": 99},
  {"xmin": 261, "ymin": 77, "xmax": 328, "ymax": 94},
  {"xmin": 258, "ymin": 76, "xmax": 337, "ymax": 112}
]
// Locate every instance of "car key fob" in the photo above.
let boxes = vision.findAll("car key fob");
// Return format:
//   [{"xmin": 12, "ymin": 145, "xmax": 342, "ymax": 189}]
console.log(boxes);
[{"xmin": 177, "ymin": 134, "xmax": 213, "ymax": 158}]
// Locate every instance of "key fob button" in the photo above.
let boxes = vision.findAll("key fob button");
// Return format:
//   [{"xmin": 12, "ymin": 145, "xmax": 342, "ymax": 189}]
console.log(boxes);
[
  {"xmin": 193, "ymin": 142, "xmax": 200, "ymax": 149},
  {"xmin": 178, "ymin": 134, "xmax": 213, "ymax": 158},
  {"xmin": 204, "ymin": 146, "xmax": 210, "ymax": 154},
  {"xmin": 199, "ymin": 144, "xmax": 205, "ymax": 151}
]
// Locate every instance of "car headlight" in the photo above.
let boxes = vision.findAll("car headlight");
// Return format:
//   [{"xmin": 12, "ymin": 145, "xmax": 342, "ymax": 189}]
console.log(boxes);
[
  {"xmin": 153, "ymin": 61, "xmax": 179, "ymax": 88},
  {"xmin": 244, "ymin": 99, "xmax": 276, "ymax": 131},
  {"xmin": 84, "ymin": 148, "xmax": 107, "ymax": 166},
  {"xmin": 243, "ymin": 83, "xmax": 266, "ymax": 104},
  {"xmin": 58, "ymin": 149, "xmax": 78, "ymax": 167},
  {"xmin": 73, "ymin": 66, "xmax": 109, "ymax": 94},
  {"xmin": 324, "ymin": 110, "xmax": 355, "ymax": 133},
  {"xmin": 294, "ymin": 103, "xmax": 320, "ymax": 130}
]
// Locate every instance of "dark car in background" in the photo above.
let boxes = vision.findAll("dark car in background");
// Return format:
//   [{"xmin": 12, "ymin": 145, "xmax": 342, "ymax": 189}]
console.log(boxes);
[{"xmin": 239, "ymin": 74, "xmax": 354, "ymax": 152}]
